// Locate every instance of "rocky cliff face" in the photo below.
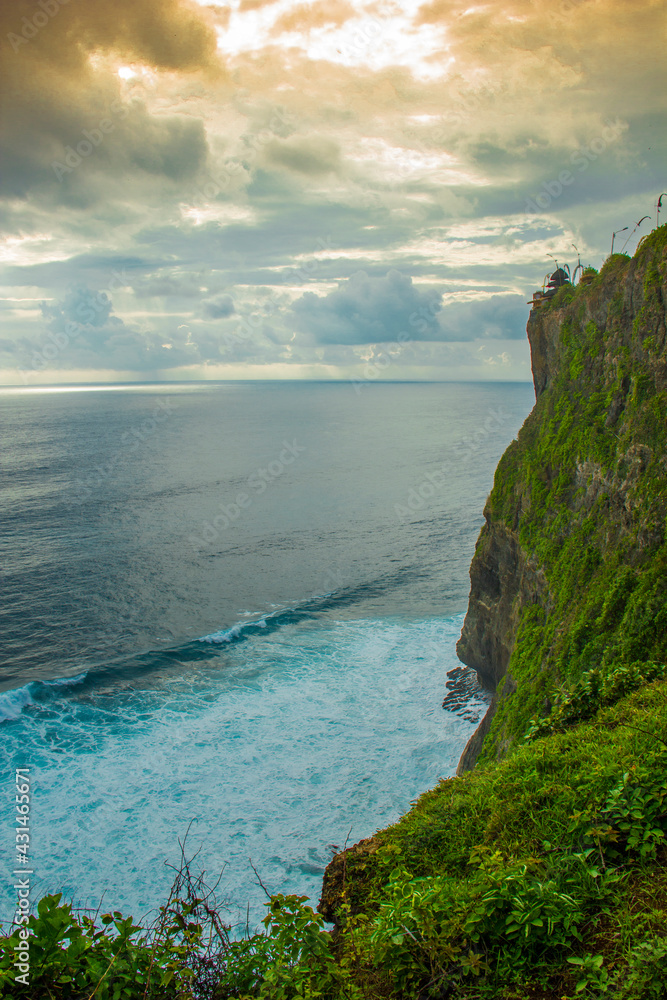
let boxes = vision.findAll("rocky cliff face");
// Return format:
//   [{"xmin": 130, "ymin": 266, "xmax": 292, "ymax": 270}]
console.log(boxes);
[
  {"xmin": 317, "ymin": 230, "xmax": 667, "ymax": 985},
  {"xmin": 455, "ymin": 523, "xmax": 545, "ymax": 772},
  {"xmin": 457, "ymin": 523, "xmax": 536, "ymax": 691},
  {"xmin": 456, "ymin": 226, "xmax": 667, "ymax": 771}
]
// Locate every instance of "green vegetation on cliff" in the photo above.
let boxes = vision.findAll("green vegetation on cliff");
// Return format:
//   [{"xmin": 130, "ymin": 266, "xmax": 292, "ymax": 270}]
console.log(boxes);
[
  {"xmin": 319, "ymin": 681, "xmax": 667, "ymax": 999},
  {"xmin": 482, "ymin": 225, "xmax": 667, "ymax": 755},
  {"xmin": 305, "ymin": 228, "xmax": 667, "ymax": 999},
  {"xmin": 310, "ymin": 225, "xmax": 666, "ymax": 999},
  {"xmin": 314, "ymin": 227, "xmax": 667, "ymax": 999}
]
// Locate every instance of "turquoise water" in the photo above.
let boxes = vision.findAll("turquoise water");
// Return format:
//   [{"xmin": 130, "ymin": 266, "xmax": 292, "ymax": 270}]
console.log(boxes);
[{"xmin": 0, "ymin": 381, "xmax": 534, "ymax": 926}]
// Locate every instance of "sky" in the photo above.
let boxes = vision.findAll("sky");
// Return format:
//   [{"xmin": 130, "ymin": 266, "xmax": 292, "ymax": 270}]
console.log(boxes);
[{"xmin": 0, "ymin": 0, "xmax": 665, "ymax": 384}]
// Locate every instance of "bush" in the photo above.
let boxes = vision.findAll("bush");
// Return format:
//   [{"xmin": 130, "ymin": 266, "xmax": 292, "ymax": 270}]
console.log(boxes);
[
  {"xmin": 525, "ymin": 661, "xmax": 667, "ymax": 739},
  {"xmin": 0, "ymin": 893, "xmax": 193, "ymax": 999}
]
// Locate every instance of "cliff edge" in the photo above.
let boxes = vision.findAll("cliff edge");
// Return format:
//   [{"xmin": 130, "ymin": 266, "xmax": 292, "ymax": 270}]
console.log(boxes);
[
  {"xmin": 457, "ymin": 225, "xmax": 667, "ymax": 771},
  {"xmin": 313, "ymin": 229, "xmax": 667, "ymax": 1000}
]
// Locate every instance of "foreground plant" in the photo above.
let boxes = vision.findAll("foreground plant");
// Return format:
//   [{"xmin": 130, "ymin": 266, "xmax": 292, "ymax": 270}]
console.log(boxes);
[{"xmin": 0, "ymin": 835, "xmax": 234, "ymax": 1000}]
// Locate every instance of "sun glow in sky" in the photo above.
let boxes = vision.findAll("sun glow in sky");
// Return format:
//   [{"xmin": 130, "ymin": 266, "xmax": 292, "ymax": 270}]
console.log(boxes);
[{"xmin": 0, "ymin": 0, "xmax": 665, "ymax": 384}]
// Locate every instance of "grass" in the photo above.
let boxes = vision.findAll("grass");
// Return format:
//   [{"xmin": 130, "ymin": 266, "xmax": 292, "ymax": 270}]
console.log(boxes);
[{"xmin": 328, "ymin": 678, "xmax": 667, "ymax": 998}]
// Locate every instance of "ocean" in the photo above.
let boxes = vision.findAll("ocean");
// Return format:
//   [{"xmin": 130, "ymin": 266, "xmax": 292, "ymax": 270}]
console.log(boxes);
[{"xmin": 0, "ymin": 380, "xmax": 534, "ymax": 929}]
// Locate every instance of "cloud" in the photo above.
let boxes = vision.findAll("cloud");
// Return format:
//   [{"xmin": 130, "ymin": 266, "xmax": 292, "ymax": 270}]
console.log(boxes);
[
  {"xmin": 0, "ymin": 0, "xmax": 220, "ymax": 205},
  {"xmin": 1, "ymin": 99, "xmax": 209, "ymax": 207},
  {"xmin": 31, "ymin": 283, "xmax": 187, "ymax": 371},
  {"xmin": 41, "ymin": 285, "xmax": 120, "ymax": 339},
  {"xmin": 202, "ymin": 293, "xmax": 236, "ymax": 318},
  {"xmin": 290, "ymin": 270, "xmax": 528, "ymax": 346},
  {"xmin": 262, "ymin": 136, "xmax": 342, "ymax": 176},
  {"xmin": 238, "ymin": 0, "xmax": 279, "ymax": 11},
  {"xmin": 0, "ymin": 0, "xmax": 662, "ymax": 384},
  {"xmin": 414, "ymin": 0, "xmax": 666, "ymax": 139},
  {"xmin": 291, "ymin": 270, "xmax": 443, "ymax": 344},
  {"xmin": 273, "ymin": 0, "xmax": 355, "ymax": 33},
  {"xmin": 436, "ymin": 294, "xmax": 528, "ymax": 342},
  {"xmin": 27, "ymin": 280, "xmax": 286, "ymax": 372},
  {"xmin": 1, "ymin": 0, "xmax": 219, "ymax": 73},
  {"xmin": 133, "ymin": 271, "xmax": 209, "ymax": 298}
]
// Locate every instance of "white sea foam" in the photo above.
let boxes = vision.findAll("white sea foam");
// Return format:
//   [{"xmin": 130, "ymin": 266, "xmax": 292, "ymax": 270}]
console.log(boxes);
[
  {"xmin": 0, "ymin": 672, "xmax": 88, "ymax": 723},
  {"xmin": 0, "ymin": 615, "xmax": 484, "ymax": 928},
  {"xmin": 0, "ymin": 684, "xmax": 36, "ymax": 721},
  {"xmin": 43, "ymin": 671, "xmax": 88, "ymax": 689},
  {"xmin": 201, "ymin": 621, "xmax": 251, "ymax": 643}
]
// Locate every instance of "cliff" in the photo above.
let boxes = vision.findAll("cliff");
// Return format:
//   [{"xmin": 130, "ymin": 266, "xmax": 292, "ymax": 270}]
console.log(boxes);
[
  {"xmin": 457, "ymin": 226, "xmax": 667, "ymax": 770},
  {"xmin": 312, "ymin": 227, "xmax": 667, "ymax": 1000}
]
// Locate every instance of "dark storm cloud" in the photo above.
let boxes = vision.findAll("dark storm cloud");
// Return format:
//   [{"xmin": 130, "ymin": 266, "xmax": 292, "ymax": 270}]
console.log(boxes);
[
  {"xmin": 1, "ymin": 93, "xmax": 209, "ymax": 207},
  {"xmin": 3, "ymin": 0, "xmax": 219, "ymax": 70},
  {"xmin": 0, "ymin": 0, "xmax": 219, "ymax": 204}
]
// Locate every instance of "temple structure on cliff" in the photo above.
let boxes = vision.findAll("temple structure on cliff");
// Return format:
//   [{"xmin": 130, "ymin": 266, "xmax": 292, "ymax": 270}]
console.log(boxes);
[{"xmin": 527, "ymin": 265, "xmax": 573, "ymax": 310}]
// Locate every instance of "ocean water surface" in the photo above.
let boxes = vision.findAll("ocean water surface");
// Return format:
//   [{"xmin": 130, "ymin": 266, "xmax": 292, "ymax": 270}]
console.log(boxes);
[{"xmin": 0, "ymin": 381, "xmax": 534, "ymax": 927}]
